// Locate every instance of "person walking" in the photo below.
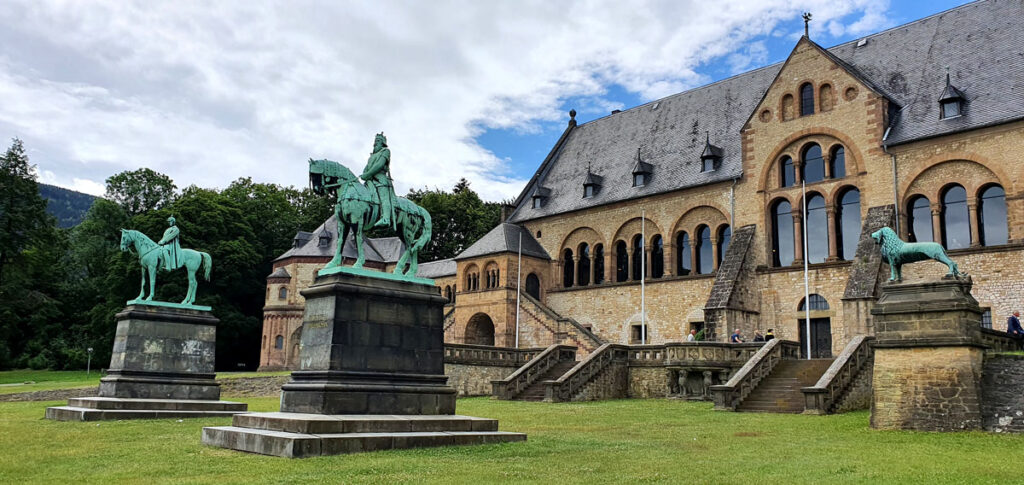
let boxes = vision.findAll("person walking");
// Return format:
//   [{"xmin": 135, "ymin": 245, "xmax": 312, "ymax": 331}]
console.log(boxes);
[
  {"xmin": 764, "ymin": 328, "xmax": 775, "ymax": 342},
  {"xmin": 753, "ymin": 331, "xmax": 765, "ymax": 342},
  {"xmin": 686, "ymin": 329, "xmax": 697, "ymax": 342},
  {"xmin": 1008, "ymin": 311, "xmax": 1023, "ymax": 338},
  {"xmin": 730, "ymin": 329, "xmax": 744, "ymax": 343}
]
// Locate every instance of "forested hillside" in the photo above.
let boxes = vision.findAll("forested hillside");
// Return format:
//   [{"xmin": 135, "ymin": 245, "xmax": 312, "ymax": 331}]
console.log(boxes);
[{"xmin": 39, "ymin": 184, "xmax": 96, "ymax": 228}]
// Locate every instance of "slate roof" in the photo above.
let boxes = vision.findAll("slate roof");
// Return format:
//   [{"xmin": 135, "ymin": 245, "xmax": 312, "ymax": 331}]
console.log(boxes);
[
  {"xmin": 455, "ymin": 223, "xmax": 550, "ymax": 260},
  {"xmin": 267, "ymin": 267, "xmax": 291, "ymax": 279},
  {"xmin": 415, "ymin": 258, "xmax": 457, "ymax": 278},
  {"xmin": 274, "ymin": 216, "xmax": 404, "ymax": 264},
  {"xmin": 509, "ymin": 0, "xmax": 1024, "ymax": 223}
]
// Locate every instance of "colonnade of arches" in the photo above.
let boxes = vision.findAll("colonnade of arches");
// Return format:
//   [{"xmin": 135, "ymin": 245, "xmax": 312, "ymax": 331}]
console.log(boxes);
[
  {"xmin": 769, "ymin": 187, "xmax": 861, "ymax": 266},
  {"xmin": 906, "ymin": 183, "xmax": 1008, "ymax": 249}
]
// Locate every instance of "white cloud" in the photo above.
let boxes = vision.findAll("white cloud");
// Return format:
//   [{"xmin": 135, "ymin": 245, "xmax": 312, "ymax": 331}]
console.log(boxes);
[
  {"xmin": 0, "ymin": 0, "xmax": 892, "ymax": 202},
  {"xmin": 69, "ymin": 178, "xmax": 106, "ymax": 197}
]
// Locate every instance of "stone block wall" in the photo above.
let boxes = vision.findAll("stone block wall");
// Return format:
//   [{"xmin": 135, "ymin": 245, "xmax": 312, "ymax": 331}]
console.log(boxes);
[
  {"xmin": 982, "ymin": 354, "xmax": 1024, "ymax": 433},
  {"xmin": 871, "ymin": 346, "xmax": 984, "ymax": 431},
  {"xmin": 444, "ymin": 363, "xmax": 517, "ymax": 397},
  {"xmin": 833, "ymin": 356, "xmax": 873, "ymax": 413},
  {"xmin": 572, "ymin": 364, "xmax": 629, "ymax": 402},
  {"xmin": 628, "ymin": 366, "xmax": 670, "ymax": 398}
]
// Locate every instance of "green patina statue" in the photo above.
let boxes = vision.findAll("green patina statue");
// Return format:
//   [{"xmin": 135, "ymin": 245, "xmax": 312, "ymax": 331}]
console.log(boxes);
[
  {"xmin": 308, "ymin": 133, "xmax": 432, "ymax": 282},
  {"xmin": 119, "ymin": 216, "xmax": 213, "ymax": 309},
  {"xmin": 871, "ymin": 226, "xmax": 964, "ymax": 281}
]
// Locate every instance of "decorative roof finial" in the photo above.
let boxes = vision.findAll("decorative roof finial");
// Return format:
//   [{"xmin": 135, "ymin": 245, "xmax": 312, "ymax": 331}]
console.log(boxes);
[
  {"xmin": 569, "ymin": 109, "xmax": 576, "ymax": 120},
  {"xmin": 802, "ymin": 12, "xmax": 812, "ymax": 37}
]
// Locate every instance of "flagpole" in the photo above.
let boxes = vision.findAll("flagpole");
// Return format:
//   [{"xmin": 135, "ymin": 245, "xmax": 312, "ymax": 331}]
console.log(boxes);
[
  {"xmin": 515, "ymin": 231, "xmax": 522, "ymax": 349},
  {"xmin": 803, "ymin": 181, "xmax": 811, "ymax": 360},
  {"xmin": 641, "ymin": 209, "xmax": 646, "ymax": 345}
]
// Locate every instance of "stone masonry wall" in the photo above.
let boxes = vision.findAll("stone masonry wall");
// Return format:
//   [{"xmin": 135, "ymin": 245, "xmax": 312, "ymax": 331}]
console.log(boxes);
[
  {"xmin": 444, "ymin": 363, "xmax": 517, "ymax": 397},
  {"xmin": 573, "ymin": 364, "xmax": 629, "ymax": 402},
  {"xmin": 982, "ymin": 354, "xmax": 1024, "ymax": 433},
  {"xmin": 871, "ymin": 346, "xmax": 984, "ymax": 431},
  {"xmin": 628, "ymin": 366, "xmax": 670, "ymax": 398}
]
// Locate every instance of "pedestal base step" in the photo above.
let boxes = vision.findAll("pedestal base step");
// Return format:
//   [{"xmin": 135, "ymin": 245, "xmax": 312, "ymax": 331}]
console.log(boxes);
[
  {"xmin": 201, "ymin": 413, "xmax": 527, "ymax": 457},
  {"xmin": 45, "ymin": 397, "xmax": 248, "ymax": 421}
]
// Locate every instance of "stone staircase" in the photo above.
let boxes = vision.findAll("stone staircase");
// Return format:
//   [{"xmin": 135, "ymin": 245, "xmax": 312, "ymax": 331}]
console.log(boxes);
[
  {"xmin": 736, "ymin": 359, "xmax": 833, "ymax": 413},
  {"xmin": 512, "ymin": 360, "xmax": 578, "ymax": 401}
]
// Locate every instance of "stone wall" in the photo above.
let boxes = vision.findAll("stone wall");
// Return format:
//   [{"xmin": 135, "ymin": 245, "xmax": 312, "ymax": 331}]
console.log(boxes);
[
  {"xmin": 628, "ymin": 366, "xmax": 670, "ymax": 398},
  {"xmin": 872, "ymin": 346, "xmax": 984, "ymax": 430},
  {"xmin": 444, "ymin": 363, "xmax": 517, "ymax": 397},
  {"xmin": 833, "ymin": 356, "xmax": 873, "ymax": 413},
  {"xmin": 982, "ymin": 354, "xmax": 1024, "ymax": 433},
  {"xmin": 573, "ymin": 364, "xmax": 629, "ymax": 402}
]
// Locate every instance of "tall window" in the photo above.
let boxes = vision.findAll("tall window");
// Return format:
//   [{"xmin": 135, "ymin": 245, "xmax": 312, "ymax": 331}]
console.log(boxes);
[
  {"xmin": 616, "ymin": 241, "xmax": 628, "ymax": 282},
  {"xmin": 837, "ymin": 189, "xmax": 861, "ymax": 261},
  {"xmin": 696, "ymin": 225, "xmax": 713, "ymax": 274},
  {"xmin": 676, "ymin": 232, "xmax": 691, "ymax": 276},
  {"xmin": 802, "ymin": 144, "xmax": 824, "ymax": 183},
  {"xmin": 780, "ymin": 156, "xmax": 795, "ymax": 187},
  {"xmin": 275, "ymin": 335, "xmax": 284, "ymax": 350},
  {"xmin": 829, "ymin": 146, "xmax": 846, "ymax": 179},
  {"xmin": 651, "ymin": 235, "xmax": 664, "ymax": 278},
  {"xmin": 632, "ymin": 235, "xmax": 645, "ymax": 280},
  {"xmin": 908, "ymin": 196, "xmax": 933, "ymax": 242},
  {"xmin": 562, "ymin": 249, "xmax": 574, "ymax": 288},
  {"xmin": 717, "ymin": 226, "xmax": 731, "ymax": 266},
  {"xmin": 278, "ymin": 287, "xmax": 288, "ymax": 300},
  {"xmin": 805, "ymin": 193, "xmax": 828, "ymax": 264},
  {"xmin": 800, "ymin": 83, "xmax": 814, "ymax": 116},
  {"xmin": 594, "ymin": 244, "xmax": 605, "ymax": 284},
  {"xmin": 772, "ymin": 200, "xmax": 794, "ymax": 267},
  {"xmin": 942, "ymin": 185, "xmax": 970, "ymax": 250},
  {"xmin": 577, "ymin": 244, "xmax": 591, "ymax": 286},
  {"xmin": 979, "ymin": 185, "xmax": 1008, "ymax": 246}
]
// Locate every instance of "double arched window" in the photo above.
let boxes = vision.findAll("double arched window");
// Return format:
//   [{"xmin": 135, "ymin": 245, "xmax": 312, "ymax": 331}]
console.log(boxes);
[
  {"xmin": 909, "ymin": 183, "xmax": 1008, "ymax": 249},
  {"xmin": 779, "ymin": 143, "xmax": 847, "ymax": 187}
]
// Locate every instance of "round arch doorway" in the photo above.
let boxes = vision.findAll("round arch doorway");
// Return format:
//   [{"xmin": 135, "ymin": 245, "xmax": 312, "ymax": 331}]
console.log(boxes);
[{"xmin": 465, "ymin": 312, "xmax": 496, "ymax": 346}]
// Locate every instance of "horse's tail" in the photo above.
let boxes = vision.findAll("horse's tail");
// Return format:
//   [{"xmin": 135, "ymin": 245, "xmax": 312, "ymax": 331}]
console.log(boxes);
[
  {"xmin": 202, "ymin": 252, "xmax": 212, "ymax": 281},
  {"xmin": 411, "ymin": 206, "xmax": 432, "ymax": 253}
]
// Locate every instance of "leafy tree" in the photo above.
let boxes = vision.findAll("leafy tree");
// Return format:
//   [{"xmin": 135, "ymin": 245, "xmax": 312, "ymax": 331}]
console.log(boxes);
[
  {"xmin": 406, "ymin": 178, "xmax": 502, "ymax": 261},
  {"xmin": 0, "ymin": 139, "xmax": 50, "ymax": 286},
  {"xmin": 104, "ymin": 168, "xmax": 177, "ymax": 217}
]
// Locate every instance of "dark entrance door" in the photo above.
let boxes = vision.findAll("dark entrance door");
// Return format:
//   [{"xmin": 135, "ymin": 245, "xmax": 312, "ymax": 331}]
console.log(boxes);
[
  {"xmin": 525, "ymin": 273, "xmax": 540, "ymax": 300},
  {"xmin": 798, "ymin": 318, "xmax": 832, "ymax": 358}
]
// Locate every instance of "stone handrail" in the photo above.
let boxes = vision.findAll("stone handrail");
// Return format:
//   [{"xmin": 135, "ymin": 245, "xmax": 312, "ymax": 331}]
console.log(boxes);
[
  {"xmin": 709, "ymin": 339, "xmax": 800, "ymax": 411},
  {"xmin": 521, "ymin": 293, "xmax": 604, "ymax": 352},
  {"xmin": 544, "ymin": 343, "xmax": 629, "ymax": 402},
  {"xmin": 801, "ymin": 335, "xmax": 875, "ymax": 414},
  {"xmin": 980, "ymin": 327, "xmax": 1024, "ymax": 353},
  {"xmin": 491, "ymin": 344, "xmax": 576, "ymax": 400},
  {"xmin": 664, "ymin": 342, "xmax": 765, "ymax": 366},
  {"xmin": 625, "ymin": 345, "xmax": 667, "ymax": 365},
  {"xmin": 443, "ymin": 343, "xmax": 544, "ymax": 366},
  {"xmin": 442, "ymin": 307, "xmax": 456, "ymax": 332}
]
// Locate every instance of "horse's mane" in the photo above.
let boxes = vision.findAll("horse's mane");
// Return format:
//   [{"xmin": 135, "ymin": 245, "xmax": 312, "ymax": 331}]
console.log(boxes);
[
  {"xmin": 878, "ymin": 227, "xmax": 903, "ymax": 259},
  {"xmin": 124, "ymin": 229, "xmax": 158, "ymax": 252},
  {"xmin": 311, "ymin": 159, "xmax": 358, "ymax": 182}
]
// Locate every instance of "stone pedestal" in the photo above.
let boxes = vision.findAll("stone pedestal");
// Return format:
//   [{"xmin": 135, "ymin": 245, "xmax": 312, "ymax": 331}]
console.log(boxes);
[
  {"xmin": 202, "ymin": 271, "xmax": 525, "ymax": 457},
  {"xmin": 46, "ymin": 304, "xmax": 247, "ymax": 421},
  {"xmin": 870, "ymin": 276, "xmax": 985, "ymax": 431}
]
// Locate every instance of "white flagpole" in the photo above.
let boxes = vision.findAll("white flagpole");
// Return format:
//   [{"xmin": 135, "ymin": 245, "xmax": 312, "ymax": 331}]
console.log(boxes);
[
  {"xmin": 803, "ymin": 181, "xmax": 811, "ymax": 360},
  {"xmin": 515, "ymin": 231, "xmax": 522, "ymax": 349},
  {"xmin": 641, "ymin": 209, "xmax": 646, "ymax": 345}
]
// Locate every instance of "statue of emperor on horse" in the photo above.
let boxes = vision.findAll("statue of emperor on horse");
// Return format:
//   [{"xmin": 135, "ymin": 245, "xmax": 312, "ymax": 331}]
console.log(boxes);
[
  {"xmin": 308, "ymin": 133, "xmax": 432, "ymax": 278},
  {"xmin": 119, "ymin": 216, "xmax": 212, "ymax": 306}
]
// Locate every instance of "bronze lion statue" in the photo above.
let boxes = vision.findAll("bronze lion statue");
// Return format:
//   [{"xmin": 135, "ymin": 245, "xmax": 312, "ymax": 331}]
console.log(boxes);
[{"xmin": 870, "ymin": 226, "xmax": 963, "ymax": 281}]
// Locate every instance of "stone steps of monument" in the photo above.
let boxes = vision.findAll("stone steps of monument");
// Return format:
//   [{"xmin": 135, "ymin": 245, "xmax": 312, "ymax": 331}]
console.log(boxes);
[
  {"xmin": 45, "ymin": 406, "xmax": 242, "ymax": 421},
  {"xmin": 202, "ymin": 413, "xmax": 527, "ymax": 458},
  {"xmin": 735, "ymin": 359, "xmax": 833, "ymax": 414},
  {"xmin": 67, "ymin": 397, "xmax": 248, "ymax": 411},
  {"xmin": 513, "ymin": 361, "xmax": 578, "ymax": 401}
]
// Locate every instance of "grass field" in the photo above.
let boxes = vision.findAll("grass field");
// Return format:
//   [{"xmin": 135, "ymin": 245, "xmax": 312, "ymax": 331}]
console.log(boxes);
[
  {"xmin": 2, "ymin": 396, "xmax": 1023, "ymax": 484},
  {"xmin": 0, "ymin": 370, "xmax": 291, "ymax": 395}
]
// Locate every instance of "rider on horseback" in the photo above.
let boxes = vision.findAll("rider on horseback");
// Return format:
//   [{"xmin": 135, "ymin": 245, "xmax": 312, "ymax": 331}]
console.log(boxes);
[
  {"xmin": 361, "ymin": 132, "xmax": 396, "ymax": 230},
  {"xmin": 157, "ymin": 216, "xmax": 181, "ymax": 271}
]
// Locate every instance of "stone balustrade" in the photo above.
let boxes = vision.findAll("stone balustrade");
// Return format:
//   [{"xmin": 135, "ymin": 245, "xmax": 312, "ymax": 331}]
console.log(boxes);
[
  {"xmin": 709, "ymin": 339, "xmax": 801, "ymax": 411},
  {"xmin": 491, "ymin": 344, "xmax": 577, "ymax": 400},
  {"xmin": 802, "ymin": 335, "xmax": 875, "ymax": 414},
  {"xmin": 443, "ymin": 343, "xmax": 542, "ymax": 366},
  {"xmin": 544, "ymin": 344, "xmax": 629, "ymax": 402},
  {"xmin": 980, "ymin": 327, "xmax": 1023, "ymax": 353}
]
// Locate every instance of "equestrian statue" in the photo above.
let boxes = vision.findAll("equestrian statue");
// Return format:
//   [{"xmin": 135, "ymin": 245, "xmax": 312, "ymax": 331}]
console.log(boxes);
[
  {"xmin": 308, "ymin": 132, "xmax": 432, "ymax": 279},
  {"xmin": 871, "ymin": 226, "xmax": 964, "ymax": 282},
  {"xmin": 119, "ymin": 216, "xmax": 213, "ymax": 306}
]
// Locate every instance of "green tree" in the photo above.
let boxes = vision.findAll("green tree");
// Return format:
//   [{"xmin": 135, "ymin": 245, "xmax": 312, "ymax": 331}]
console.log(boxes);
[
  {"xmin": 0, "ymin": 139, "xmax": 50, "ymax": 286},
  {"xmin": 406, "ymin": 178, "xmax": 502, "ymax": 261},
  {"xmin": 104, "ymin": 168, "xmax": 177, "ymax": 217}
]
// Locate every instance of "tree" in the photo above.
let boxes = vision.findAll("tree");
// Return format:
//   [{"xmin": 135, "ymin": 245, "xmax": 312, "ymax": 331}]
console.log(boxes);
[
  {"xmin": 406, "ymin": 178, "xmax": 502, "ymax": 262},
  {"xmin": 0, "ymin": 139, "xmax": 50, "ymax": 286},
  {"xmin": 104, "ymin": 168, "xmax": 177, "ymax": 217}
]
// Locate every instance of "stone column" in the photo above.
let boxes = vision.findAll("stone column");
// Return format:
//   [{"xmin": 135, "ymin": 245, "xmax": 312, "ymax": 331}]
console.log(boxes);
[
  {"xmin": 968, "ymin": 199, "xmax": 981, "ymax": 248},
  {"xmin": 604, "ymin": 249, "xmax": 613, "ymax": 283},
  {"xmin": 792, "ymin": 210, "xmax": 804, "ymax": 265},
  {"xmin": 690, "ymin": 243, "xmax": 699, "ymax": 274},
  {"xmin": 870, "ymin": 276, "xmax": 985, "ymax": 431},
  {"xmin": 823, "ymin": 153, "xmax": 832, "ymax": 179},
  {"xmin": 645, "ymin": 246, "xmax": 652, "ymax": 280},
  {"xmin": 710, "ymin": 237, "xmax": 720, "ymax": 271},
  {"xmin": 571, "ymin": 255, "xmax": 579, "ymax": 287},
  {"xmin": 826, "ymin": 207, "xmax": 839, "ymax": 262},
  {"xmin": 931, "ymin": 205, "xmax": 944, "ymax": 246},
  {"xmin": 626, "ymin": 247, "xmax": 634, "ymax": 281},
  {"xmin": 664, "ymin": 242, "xmax": 675, "ymax": 277}
]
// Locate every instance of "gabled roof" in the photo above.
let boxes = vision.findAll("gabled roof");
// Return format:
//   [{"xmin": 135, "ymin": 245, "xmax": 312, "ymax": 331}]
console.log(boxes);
[
  {"xmin": 939, "ymin": 74, "xmax": 966, "ymax": 102},
  {"xmin": 583, "ymin": 171, "xmax": 603, "ymax": 185},
  {"xmin": 700, "ymin": 133, "xmax": 723, "ymax": 159},
  {"xmin": 509, "ymin": 0, "xmax": 1024, "ymax": 222},
  {"xmin": 455, "ymin": 223, "xmax": 550, "ymax": 261},
  {"xmin": 267, "ymin": 267, "xmax": 291, "ymax": 279},
  {"xmin": 415, "ymin": 258, "xmax": 457, "ymax": 278},
  {"xmin": 273, "ymin": 216, "xmax": 403, "ymax": 264}
]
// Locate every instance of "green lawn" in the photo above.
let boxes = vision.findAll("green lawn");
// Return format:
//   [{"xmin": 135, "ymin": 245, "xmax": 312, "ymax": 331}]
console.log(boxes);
[
  {"xmin": 1, "ymin": 397, "xmax": 1022, "ymax": 484},
  {"xmin": 0, "ymin": 370, "xmax": 101, "ymax": 395}
]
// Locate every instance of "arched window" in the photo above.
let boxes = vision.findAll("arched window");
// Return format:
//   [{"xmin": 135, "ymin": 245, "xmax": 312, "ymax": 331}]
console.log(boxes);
[
  {"xmin": 837, "ymin": 188, "xmax": 861, "ymax": 261},
  {"xmin": 632, "ymin": 235, "xmax": 645, "ymax": 280},
  {"xmin": 780, "ymin": 156, "xmax": 795, "ymax": 187},
  {"xmin": 651, "ymin": 235, "xmax": 664, "ymax": 278},
  {"xmin": 525, "ymin": 273, "xmax": 540, "ymax": 299},
  {"xmin": 717, "ymin": 225, "xmax": 731, "ymax": 266},
  {"xmin": 451, "ymin": 285, "xmax": 456, "ymax": 303},
  {"xmin": 782, "ymin": 94, "xmax": 795, "ymax": 121},
  {"xmin": 593, "ymin": 244, "xmax": 604, "ymax": 284},
  {"xmin": 562, "ymin": 249, "xmax": 574, "ymax": 288},
  {"xmin": 278, "ymin": 287, "xmax": 287, "ymax": 300},
  {"xmin": 805, "ymin": 193, "xmax": 828, "ymax": 264},
  {"xmin": 819, "ymin": 84, "xmax": 833, "ymax": 111},
  {"xmin": 772, "ymin": 200, "xmax": 794, "ymax": 267},
  {"xmin": 908, "ymin": 196, "xmax": 933, "ymax": 242},
  {"xmin": 942, "ymin": 185, "xmax": 970, "ymax": 250},
  {"xmin": 800, "ymin": 83, "xmax": 814, "ymax": 116},
  {"xmin": 676, "ymin": 232, "xmax": 691, "ymax": 276},
  {"xmin": 695, "ymin": 225, "xmax": 713, "ymax": 274},
  {"xmin": 799, "ymin": 294, "xmax": 830, "ymax": 311},
  {"xmin": 274, "ymin": 335, "xmax": 284, "ymax": 350},
  {"xmin": 616, "ymin": 241, "xmax": 628, "ymax": 282},
  {"xmin": 577, "ymin": 243, "xmax": 591, "ymax": 286},
  {"xmin": 979, "ymin": 185, "xmax": 1008, "ymax": 246},
  {"xmin": 802, "ymin": 144, "xmax": 824, "ymax": 183},
  {"xmin": 829, "ymin": 146, "xmax": 846, "ymax": 179},
  {"xmin": 444, "ymin": 285, "xmax": 452, "ymax": 302}
]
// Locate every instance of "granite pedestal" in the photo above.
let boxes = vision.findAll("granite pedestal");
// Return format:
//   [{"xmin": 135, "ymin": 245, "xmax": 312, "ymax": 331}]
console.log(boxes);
[
  {"xmin": 46, "ymin": 304, "xmax": 247, "ymax": 421},
  {"xmin": 202, "ymin": 271, "xmax": 526, "ymax": 457}
]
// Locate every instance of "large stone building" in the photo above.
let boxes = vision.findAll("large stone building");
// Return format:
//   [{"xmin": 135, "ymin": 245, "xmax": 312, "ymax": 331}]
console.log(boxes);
[{"xmin": 261, "ymin": 1, "xmax": 1024, "ymax": 369}]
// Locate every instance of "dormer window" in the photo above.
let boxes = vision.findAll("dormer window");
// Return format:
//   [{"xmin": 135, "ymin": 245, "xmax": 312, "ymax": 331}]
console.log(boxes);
[
  {"xmin": 584, "ymin": 184, "xmax": 595, "ymax": 198},
  {"xmin": 631, "ymin": 148, "xmax": 652, "ymax": 188},
  {"xmin": 633, "ymin": 173, "xmax": 647, "ymax": 187},
  {"xmin": 583, "ymin": 171, "xmax": 602, "ymax": 198},
  {"xmin": 939, "ymin": 73, "xmax": 965, "ymax": 120},
  {"xmin": 318, "ymin": 230, "xmax": 332, "ymax": 247},
  {"xmin": 531, "ymin": 186, "xmax": 551, "ymax": 209},
  {"xmin": 700, "ymin": 133, "xmax": 723, "ymax": 173},
  {"xmin": 532, "ymin": 197, "xmax": 543, "ymax": 209}
]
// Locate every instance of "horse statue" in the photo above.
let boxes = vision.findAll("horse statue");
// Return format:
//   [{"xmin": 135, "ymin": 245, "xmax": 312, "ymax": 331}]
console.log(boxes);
[
  {"xmin": 870, "ymin": 226, "xmax": 964, "ymax": 282},
  {"xmin": 119, "ymin": 229, "xmax": 213, "ymax": 305},
  {"xmin": 308, "ymin": 158, "xmax": 431, "ymax": 277}
]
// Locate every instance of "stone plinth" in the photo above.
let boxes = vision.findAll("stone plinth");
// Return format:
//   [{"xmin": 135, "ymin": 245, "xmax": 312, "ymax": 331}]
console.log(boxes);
[
  {"xmin": 46, "ymin": 304, "xmax": 247, "ymax": 421},
  {"xmin": 203, "ymin": 270, "xmax": 524, "ymax": 457},
  {"xmin": 870, "ymin": 276, "xmax": 985, "ymax": 431}
]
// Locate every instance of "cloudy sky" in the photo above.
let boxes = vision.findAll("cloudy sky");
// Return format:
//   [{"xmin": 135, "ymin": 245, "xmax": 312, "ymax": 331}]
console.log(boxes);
[{"xmin": 0, "ymin": 0, "xmax": 965, "ymax": 201}]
